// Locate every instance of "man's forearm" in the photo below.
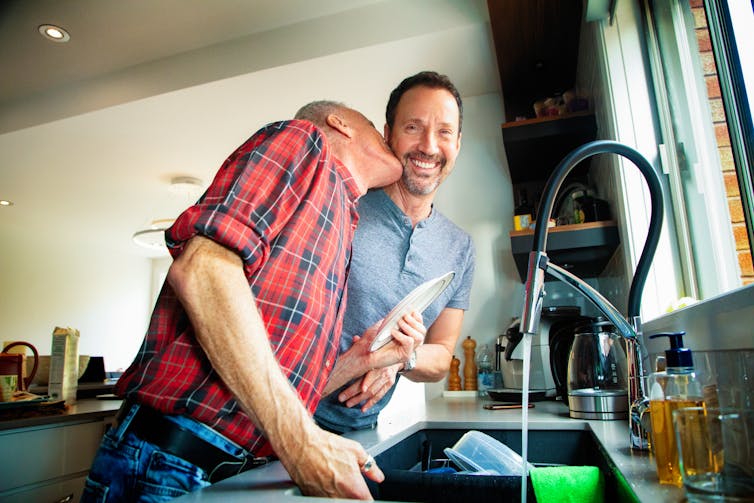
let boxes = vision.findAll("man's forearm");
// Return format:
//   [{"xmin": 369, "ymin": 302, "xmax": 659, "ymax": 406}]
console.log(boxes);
[{"xmin": 401, "ymin": 343, "xmax": 452, "ymax": 382}]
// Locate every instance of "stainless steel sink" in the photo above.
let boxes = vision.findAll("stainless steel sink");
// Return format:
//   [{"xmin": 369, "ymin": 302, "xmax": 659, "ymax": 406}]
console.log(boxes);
[{"xmin": 366, "ymin": 428, "xmax": 635, "ymax": 502}]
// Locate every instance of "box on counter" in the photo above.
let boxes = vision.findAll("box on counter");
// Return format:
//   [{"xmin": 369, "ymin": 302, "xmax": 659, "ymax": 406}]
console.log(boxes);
[{"xmin": 48, "ymin": 326, "xmax": 80, "ymax": 404}]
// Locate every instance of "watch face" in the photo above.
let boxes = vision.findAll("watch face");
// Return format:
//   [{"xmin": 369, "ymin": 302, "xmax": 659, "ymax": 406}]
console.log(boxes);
[{"xmin": 405, "ymin": 351, "xmax": 417, "ymax": 371}]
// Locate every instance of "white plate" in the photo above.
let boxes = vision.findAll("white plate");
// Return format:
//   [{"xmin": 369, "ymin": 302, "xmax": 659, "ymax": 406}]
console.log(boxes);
[{"xmin": 369, "ymin": 271, "xmax": 455, "ymax": 352}]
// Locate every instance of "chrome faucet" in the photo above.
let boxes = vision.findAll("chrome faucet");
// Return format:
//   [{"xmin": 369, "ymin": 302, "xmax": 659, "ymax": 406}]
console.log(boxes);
[{"xmin": 520, "ymin": 140, "xmax": 664, "ymax": 450}]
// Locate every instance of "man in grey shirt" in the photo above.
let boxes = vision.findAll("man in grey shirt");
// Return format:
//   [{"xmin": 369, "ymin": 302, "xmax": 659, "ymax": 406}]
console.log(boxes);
[{"xmin": 315, "ymin": 71, "xmax": 476, "ymax": 432}]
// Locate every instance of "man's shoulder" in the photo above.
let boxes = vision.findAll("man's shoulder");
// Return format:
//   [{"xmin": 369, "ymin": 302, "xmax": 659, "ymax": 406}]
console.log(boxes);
[
  {"xmin": 240, "ymin": 119, "xmax": 330, "ymax": 161},
  {"xmin": 432, "ymin": 209, "xmax": 472, "ymax": 241}
]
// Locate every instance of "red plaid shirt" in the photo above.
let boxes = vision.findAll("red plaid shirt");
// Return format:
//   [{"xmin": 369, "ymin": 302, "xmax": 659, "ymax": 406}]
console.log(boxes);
[{"xmin": 116, "ymin": 120, "xmax": 361, "ymax": 455}]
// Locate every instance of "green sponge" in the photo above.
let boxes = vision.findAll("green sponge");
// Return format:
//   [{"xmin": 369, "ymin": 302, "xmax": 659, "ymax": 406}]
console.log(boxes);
[{"xmin": 530, "ymin": 466, "xmax": 605, "ymax": 503}]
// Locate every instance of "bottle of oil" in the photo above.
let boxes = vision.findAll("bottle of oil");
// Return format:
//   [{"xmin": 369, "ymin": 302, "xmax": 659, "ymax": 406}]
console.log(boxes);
[{"xmin": 647, "ymin": 331, "xmax": 703, "ymax": 486}]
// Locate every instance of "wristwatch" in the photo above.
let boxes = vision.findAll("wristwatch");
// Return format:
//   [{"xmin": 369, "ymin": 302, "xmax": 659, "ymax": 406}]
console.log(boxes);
[{"xmin": 400, "ymin": 350, "xmax": 417, "ymax": 373}]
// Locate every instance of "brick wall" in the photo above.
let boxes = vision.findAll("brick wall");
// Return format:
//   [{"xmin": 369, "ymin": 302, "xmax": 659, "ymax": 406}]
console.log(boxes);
[{"xmin": 691, "ymin": 0, "xmax": 754, "ymax": 285}]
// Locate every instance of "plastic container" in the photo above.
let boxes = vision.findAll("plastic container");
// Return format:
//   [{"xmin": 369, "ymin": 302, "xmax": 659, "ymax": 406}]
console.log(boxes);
[
  {"xmin": 647, "ymin": 331, "xmax": 704, "ymax": 487},
  {"xmin": 443, "ymin": 430, "xmax": 534, "ymax": 476}
]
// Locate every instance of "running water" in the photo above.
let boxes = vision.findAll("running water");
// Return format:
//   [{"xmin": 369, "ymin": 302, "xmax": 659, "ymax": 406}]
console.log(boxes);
[{"xmin": 520, "ymin": 333, "xmax": 533, "ymax": 503}]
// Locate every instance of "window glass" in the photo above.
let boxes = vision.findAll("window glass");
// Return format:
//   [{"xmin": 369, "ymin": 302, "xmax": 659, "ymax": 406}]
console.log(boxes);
[{"xmin": 644, "ymin": 0, "xmax": 747, "ymax": 300}]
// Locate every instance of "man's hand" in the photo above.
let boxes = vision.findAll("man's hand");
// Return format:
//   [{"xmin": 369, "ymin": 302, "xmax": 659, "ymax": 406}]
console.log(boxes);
[
  {"xmin": 283, "ymin": 425, "xmax": 384, "ymax": 500},
  {"xmin": 358, "ymin": 311, "xmax": 425, "ymax": 370},
  {"xmin": 322, "ymin": 311, "xmax": 426, "ymax": 396},
  {"xmin": 338, "ymin": 364, "xmax": 402, "ymax": 411}
]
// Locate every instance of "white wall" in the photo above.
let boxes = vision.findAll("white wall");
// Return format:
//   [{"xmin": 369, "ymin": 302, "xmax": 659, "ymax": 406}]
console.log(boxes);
[
  {"xmin": 1, "ymin": 227, "xmax": 152, "ymax": 371},
  {"xmin": 0, "ymin": 24, "xmax": 515, "ymax": 389}
]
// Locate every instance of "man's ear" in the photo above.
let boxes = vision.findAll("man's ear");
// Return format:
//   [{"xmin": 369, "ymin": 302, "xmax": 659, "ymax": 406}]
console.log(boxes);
[
  {"xmin": 384, "ymin": 123, "xmax": 391, "ymax": 142},
  {"xmin": 325, "ymin": 113, "xmax": 354, "ymax": 139}
]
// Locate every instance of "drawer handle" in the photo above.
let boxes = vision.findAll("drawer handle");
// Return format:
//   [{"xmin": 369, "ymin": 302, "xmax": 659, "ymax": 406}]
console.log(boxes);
[{"xmin": 53, "ymin": 494, "xmax": 74, "ymax": 503}]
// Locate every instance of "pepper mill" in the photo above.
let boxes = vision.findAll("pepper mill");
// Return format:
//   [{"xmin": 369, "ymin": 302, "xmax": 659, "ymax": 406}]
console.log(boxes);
[
  {"xmin": 462, "ymin": 336, "xmax": 477, "ymax": 391},
  {"xmin": 448, "ymin": 356, "xmax": 461, "ymax": 391}
]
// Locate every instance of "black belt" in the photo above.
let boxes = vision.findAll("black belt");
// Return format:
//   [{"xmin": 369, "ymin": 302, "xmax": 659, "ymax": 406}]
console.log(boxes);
[{"xmin": 117, "ymin": 401, "xmax": 271, "ymax": 483}]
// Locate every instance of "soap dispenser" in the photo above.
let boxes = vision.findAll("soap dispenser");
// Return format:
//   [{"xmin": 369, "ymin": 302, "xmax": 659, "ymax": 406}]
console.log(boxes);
[{"xmin": 647, "ymin": 331, "xmax": 703, "ymax": 486}]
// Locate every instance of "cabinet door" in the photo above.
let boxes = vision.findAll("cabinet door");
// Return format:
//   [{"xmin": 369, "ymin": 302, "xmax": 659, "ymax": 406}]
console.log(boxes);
[
  {"xmin": 0, "ymin": 418, "xmax": 109, "ymax": 494},
  {"xmin": 0, "ymin": 474, "xmax": 87, "ymax": 503}
]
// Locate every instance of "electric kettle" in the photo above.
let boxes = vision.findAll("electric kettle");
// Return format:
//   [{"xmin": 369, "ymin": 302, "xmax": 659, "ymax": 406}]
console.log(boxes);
[{"xmin": 566, "ymin": 318, "xmax": 628, "ymax": 420}]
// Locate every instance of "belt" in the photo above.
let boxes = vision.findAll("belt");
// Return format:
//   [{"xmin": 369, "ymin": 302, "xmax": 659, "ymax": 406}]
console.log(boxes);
[{"xmin": 117, "ymin": 401, "xmax": 271, "ymax": 483}]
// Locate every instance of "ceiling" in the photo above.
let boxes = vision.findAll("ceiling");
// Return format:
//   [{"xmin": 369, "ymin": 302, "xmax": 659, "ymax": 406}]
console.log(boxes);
[{"xmin": 0, "ymin": 0, "xmax": 499, "ymax": 258}]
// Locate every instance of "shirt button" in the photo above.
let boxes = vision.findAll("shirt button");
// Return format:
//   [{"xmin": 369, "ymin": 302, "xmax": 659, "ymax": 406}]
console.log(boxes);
[{"xmin": 325, "ymin": 359, "xmax": 331, "ymax": 368}]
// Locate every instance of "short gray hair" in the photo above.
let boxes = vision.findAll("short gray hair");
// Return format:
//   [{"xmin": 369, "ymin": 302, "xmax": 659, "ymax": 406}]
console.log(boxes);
[{"xmin": 294, "ymin": 100, "xmax": 348, "ymax": 128}]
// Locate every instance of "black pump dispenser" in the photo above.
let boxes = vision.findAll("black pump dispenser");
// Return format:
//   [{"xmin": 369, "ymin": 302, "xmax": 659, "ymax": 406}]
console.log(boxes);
[{"xmin": 649, "ymin": 331, "xmax": 693, "ymax": 370}]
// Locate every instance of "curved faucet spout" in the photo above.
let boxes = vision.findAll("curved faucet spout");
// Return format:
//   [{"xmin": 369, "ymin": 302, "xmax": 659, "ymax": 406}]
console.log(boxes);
[{"xmin": 519, "ymin": 140, "xmax": 664, "ymax": 451}]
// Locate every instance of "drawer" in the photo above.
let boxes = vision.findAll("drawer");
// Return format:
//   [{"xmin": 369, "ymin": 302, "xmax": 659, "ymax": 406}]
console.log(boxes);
[
  {"xmin": 0, "ymin": 420, "xmax": 106, "ymax": 493},
  {"xmin": 0, "ymin": 473, "xmax": 87, "ymax": 503}
]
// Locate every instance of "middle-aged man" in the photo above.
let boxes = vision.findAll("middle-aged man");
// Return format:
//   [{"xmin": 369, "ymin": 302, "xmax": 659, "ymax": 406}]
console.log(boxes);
[
  {"xmin": 315, "ymin": 71, "xmax": 476, "ymax": 433},
  {"xmin": 82, "ymin": 100, "xmax": 427, "ymax": 502}
]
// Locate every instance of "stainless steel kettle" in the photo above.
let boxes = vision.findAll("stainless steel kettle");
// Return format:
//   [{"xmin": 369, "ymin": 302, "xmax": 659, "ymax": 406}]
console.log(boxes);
[{"xmin": 566, "ymin": 319, "xmax": 628, "ymax": 420}]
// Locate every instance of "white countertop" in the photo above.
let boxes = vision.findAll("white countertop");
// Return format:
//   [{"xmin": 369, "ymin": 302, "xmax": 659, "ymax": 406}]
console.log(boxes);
[{"xmin": 175, "ymin": 396, "xmax": 686, "ymax": 502}]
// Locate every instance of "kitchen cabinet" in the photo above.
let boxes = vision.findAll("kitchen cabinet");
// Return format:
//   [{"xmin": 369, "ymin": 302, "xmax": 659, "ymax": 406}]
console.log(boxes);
[
  {"xmin": 501, "ymin": 112, "xmax": 597, "ymax": 185},
  {"xmin": 510, "ymin": 220, "xmax": 619, "ymax": 282},
  {"xmin": 487, "ymin": 1, "xmax": 618, "ymax": 281},
  {"xmin": 0, "ymin": 409, "xmax": 115, "ymax": 502}
]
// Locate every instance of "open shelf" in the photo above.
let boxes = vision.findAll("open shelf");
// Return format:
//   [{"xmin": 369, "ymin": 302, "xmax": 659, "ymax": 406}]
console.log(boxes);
[
  {"xmin": 510, "ymin": 220, "xmax": 620, "ymax": 282},
  {"xmin": 501, "ymin": 112, "xmax": 597, "ymax": 184}
]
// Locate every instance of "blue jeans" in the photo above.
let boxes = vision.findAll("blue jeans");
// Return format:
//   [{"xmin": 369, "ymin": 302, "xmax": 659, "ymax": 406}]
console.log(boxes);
[{"xmin": 81, "ymin": 403, "xmax": 252, "ymax": 503}]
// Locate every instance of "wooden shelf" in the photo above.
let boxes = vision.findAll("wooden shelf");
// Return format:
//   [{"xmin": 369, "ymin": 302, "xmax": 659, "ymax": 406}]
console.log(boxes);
[
  {"xmin": 509, "ymin": 220, "xmax": 616, "ymax": 237},
  {"xmin": 501, "ymin": 110, "xmax": 594, "ymax": 130},
  {"xmin": 501, "ymin": 113, "xmax": 597, "ymax": 184},
  {"xmin": 509, "ymin": 220, "xmax": 619, "ymax": 282}
]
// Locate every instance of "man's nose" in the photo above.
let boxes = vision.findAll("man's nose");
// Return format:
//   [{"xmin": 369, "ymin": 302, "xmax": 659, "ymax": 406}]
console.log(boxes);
[{"xmin": 417, "ymin": 129, "xmax": 439, "ymax": 154}]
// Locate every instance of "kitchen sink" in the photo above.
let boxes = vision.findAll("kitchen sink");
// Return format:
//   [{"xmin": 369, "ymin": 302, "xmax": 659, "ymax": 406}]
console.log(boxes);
[{"xmin": 365, "ymin": 428, "xmax": 634, "ymax": 502}]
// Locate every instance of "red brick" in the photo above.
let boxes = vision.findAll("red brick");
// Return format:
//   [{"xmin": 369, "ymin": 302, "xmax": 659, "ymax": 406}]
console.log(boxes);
[
  {"xmin": 700, "ymin": 52, "xmax": 717, "ymax": 75},
  {"xmin": 696, "ymin": 28, "xmax": 712, "ymax": 52},
  {"xmin": 691, "ymin": 6, "xmax": 707, "ymax": 28},
  {"xmin": 738, "ymin": 250, "xmax": 753, "ymax": 275},
  {"xmin": 718, "ymin": 146, "xmax": 734, "ymax": 171},
  {"xmin": 706, "ymin": 75, "xmax": 721, "ymax": 98},
  {"xmin": 709, "ymin": 98, "xmax": 726, "ymax": 122},
  {"xmin": 715, "ymin": 123, "xmax": 731, "ymax": 147},
  {"xmin": 733, "ymin": 223, "xmax": 751, "ymax": 251},
  {"xmin": 729, "ymin": 197, "xmax": 745, "ymax": 222},
  {"xmin": 724, "ymin": 172, "xmax": 742, "ymax": 197}
]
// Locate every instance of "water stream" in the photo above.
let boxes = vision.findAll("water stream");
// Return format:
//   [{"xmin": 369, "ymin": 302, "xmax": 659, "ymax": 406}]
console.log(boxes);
[{"xmin": 520, "ymin": 333, "xmax": 533, "ymax": 503}]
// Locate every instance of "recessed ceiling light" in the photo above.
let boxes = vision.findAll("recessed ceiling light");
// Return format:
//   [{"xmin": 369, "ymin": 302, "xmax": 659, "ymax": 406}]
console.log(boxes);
[
  {"xmin": 0, "ymin": 200, "xmax": 14, "ymax": 207},
  {"xmin": 38, "ymin": 24, "xmax": 70, "ymax": 43}
]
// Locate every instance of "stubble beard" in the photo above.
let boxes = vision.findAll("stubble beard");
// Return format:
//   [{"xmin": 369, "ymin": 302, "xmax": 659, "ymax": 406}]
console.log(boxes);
[{"xmin": 401, "ymin": 154, "xmax": 444, "ymax": 196}]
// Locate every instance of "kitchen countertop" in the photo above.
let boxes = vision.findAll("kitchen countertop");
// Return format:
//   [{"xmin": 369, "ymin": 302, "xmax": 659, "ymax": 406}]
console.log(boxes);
[
  {"xmin": 0, "ymin": 397, "xmax": 122, "ymax": 431},
  {"xmin": 175, "ymin": 396, "xmax": 685, "ymax": 502}
]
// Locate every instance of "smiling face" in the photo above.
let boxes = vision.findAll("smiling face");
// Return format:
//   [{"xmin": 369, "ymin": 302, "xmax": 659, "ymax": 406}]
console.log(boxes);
[{"xmin": 385, "ymin": 86, "xmax": 462, "ymax": 196}]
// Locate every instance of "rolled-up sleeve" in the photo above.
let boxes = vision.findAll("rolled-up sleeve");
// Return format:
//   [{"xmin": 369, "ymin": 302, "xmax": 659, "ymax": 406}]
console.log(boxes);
[{"xmin": 166, "ymin": 120, "xmax": 328, "ymax": 278}]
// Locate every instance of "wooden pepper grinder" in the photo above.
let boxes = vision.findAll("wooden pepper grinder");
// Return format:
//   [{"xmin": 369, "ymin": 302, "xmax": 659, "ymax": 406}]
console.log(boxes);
[
  {"xmin": 448, "ymin": 356, "xmax": 461, "ymax": 391},
  {"xmin": 462, "ymin": 336, "xmax": 477, "ymax": 391}
]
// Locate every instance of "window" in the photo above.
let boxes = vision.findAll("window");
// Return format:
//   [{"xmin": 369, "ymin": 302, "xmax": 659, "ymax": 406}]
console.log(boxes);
[{"xmin": 640, "ymin": 0, "xmax": 753, "ymax": 302}]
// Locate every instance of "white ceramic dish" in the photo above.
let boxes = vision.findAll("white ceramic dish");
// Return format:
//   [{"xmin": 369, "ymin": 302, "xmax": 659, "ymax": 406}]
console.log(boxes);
[{"xmin": 369, "ymin": 271, "xmax": 455, "ymax": 352}]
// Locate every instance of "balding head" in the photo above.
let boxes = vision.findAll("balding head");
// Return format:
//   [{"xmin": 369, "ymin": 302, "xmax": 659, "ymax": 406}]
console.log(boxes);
[{"xmin": 294, "ymin": 101, "xmax": 349, "ymax": 129}]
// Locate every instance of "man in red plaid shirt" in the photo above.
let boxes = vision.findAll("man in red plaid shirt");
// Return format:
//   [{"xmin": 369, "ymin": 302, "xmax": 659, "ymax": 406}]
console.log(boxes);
[{"xmin": 83, "ymin": 101, "xmax": 426, "ymax": 502}]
